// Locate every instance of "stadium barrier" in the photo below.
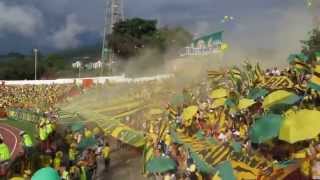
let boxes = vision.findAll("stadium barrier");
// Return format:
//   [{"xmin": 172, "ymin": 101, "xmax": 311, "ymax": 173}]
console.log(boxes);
[
  {"xmin": 2, "ymin": 74, "xmax": 174, "ymax": 86},
  {"xmin": 6, "ymin": 108, "xmax": 46, "ymax": 123}
]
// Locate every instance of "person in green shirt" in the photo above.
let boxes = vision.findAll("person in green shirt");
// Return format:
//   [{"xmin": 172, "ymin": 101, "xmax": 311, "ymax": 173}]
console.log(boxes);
[
  {"xmin": 0, "ymin": 138, "xmax": 10, "ymax": 162},
  {"xmin": 20, "ymin": 131, "xmax": 34, "ymax": 171}
]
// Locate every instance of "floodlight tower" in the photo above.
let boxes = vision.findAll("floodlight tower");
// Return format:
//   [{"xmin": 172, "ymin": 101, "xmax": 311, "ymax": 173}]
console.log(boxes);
[{"xmin": 101, "ymin": 0, "xmax": 124, "ymax": 76}]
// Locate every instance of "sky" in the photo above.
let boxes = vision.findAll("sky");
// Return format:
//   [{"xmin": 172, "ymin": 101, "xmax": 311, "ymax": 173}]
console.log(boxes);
[{"xmin": 0, "ymin": 0, "xmax": 319, "ymax": 64}]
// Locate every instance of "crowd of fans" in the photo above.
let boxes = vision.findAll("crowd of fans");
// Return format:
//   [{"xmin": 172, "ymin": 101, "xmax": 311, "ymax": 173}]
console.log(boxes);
[{"xmin": 0, "ymin": 84, "xmax": 76, "ymax": 113}]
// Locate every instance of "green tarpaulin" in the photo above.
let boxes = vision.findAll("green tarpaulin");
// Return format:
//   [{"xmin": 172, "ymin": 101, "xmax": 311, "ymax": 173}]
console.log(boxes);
[
  {"xmin": 146, "ymin": 156, "xmax": 176, "ymax": 173},
  {"xmin": 249, "ymin": 113, "xmax": 283, "ymax": 144}
]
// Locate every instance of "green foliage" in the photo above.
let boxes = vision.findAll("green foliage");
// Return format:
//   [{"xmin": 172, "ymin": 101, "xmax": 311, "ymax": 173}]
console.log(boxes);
[
  {"xmin": 301, "ymin": 28, "xmax": 320, "ymax": 60},
  {"xmin": 108, "ymin": 18, "xmax": 163, "ymax": 59},
  {"xmin": 108, "ymin": 18, "xmax": 192, "ymax": 60}
]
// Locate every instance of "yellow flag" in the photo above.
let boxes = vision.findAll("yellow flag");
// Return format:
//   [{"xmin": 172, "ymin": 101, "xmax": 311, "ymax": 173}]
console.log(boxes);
[{"xmin": 221, "ymin": 43, "xmax": 229, "ymax": 51}]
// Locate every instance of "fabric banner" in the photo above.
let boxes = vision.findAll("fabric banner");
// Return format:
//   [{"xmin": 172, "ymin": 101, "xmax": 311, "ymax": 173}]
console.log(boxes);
[
  {"xmin": 258, "ymin": 76, "xmax": 294, "ymax": 90},
  {"xmin": 6, "ymin": 108, "xmax": 43, "ymax": 123},
  {"xmin": 192, "ymin": 31, "xmax": 223, "ymax": 48}
]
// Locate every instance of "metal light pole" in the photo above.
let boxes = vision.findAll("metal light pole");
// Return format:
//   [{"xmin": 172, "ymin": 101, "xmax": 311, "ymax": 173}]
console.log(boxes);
[
  {"xmin": 78, "ymin": 66, "xmax": 81, "ymax": 78},
  {"xmin": 33, "ymin": 48, "xmax": 38, "ymax": 80}
]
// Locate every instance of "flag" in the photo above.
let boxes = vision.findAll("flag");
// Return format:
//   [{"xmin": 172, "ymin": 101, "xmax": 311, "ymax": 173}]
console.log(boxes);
[
  {"xmin": 254, "ymin": 63, "xmax": 265, "ymax": 84},
  {"xmin": 229, "ymin": 67, "xmax": 242, "ymax": 80},
  {"xmin": 142, "ymin": 142, "xmax": 154, "ymax": 174},
  {"xmin": 220, "ymin": 43, "xmax": 229, "ymax": 51},
  {"xmin": 288, "ymin": 54, "xmax": 310, "ymax": 72},
  {"xmin": 308, "ymin": 65, "xmax": 320, "ymax": 91}
]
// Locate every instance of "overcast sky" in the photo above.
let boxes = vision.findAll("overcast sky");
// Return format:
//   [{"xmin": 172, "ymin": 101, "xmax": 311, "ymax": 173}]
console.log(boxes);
[{"xmin": 0, "ymin": 0, "xmax": 319, "ymax": 64}]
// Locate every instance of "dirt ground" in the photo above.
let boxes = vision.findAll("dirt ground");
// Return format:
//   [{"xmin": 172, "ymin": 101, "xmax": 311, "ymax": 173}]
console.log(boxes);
[{"xmin": 108, "ymin": 144, "xmax": 148, "ymax": 180}]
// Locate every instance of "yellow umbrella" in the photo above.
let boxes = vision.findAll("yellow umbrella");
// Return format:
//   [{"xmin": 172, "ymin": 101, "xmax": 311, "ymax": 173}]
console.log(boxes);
[
  {"xmin": 211, "ymin": 98, "xmax": 227, "ymax": 109},
  {"xmin": 279, "ymin": 109, "xmax": 320, "ymax": 143},
  {"xmin": 209, "ymin": 88, "xmax": 229, "ymax": 99},
  {"xmin": 238, "ymin": 98, "xmax": 255, "ymax": 110},
  {"xmin": 182, "ymin": 106, "xmax": 198, "ymax": 126},
  {"xmin": 262, "ymin": 90, "xmax": 299, "ymax": 109},
  {"xmin": 111, "ymin": 125, "xmax": 129, "ymax": 137}
]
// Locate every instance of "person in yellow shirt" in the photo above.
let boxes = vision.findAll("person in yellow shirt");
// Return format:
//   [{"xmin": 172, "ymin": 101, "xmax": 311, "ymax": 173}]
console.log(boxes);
[
  {"xmin": 0, "ymin": 138, "xmax": 10, "ymax": 162},
  {"xmin": 84, "ymin": 128, "xmax": 93, "ymax": 139},
  {"xmin": 53, "ymin": 151, "xmax": 63, "ymax": 170},
  {"xmin": 69, "ymin": 143, "xmax": 78, "ymax": 166},
  {"xmin": 102, "ymin": 143, "xmax": 111, "ymax": 169},
  {"xmin": 164, "ymin": 132, "xmax": 172, "ymax": 155}
]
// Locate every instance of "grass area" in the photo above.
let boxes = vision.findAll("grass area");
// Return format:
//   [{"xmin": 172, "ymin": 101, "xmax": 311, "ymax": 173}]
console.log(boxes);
[{"xmin": 0, "ymin": 118, "xmax": 37, "ymax": 143}]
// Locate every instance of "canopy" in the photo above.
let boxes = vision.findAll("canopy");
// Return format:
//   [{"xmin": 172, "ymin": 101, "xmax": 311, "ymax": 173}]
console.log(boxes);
[
  {"xmin": 279, "ymin": 109, "xmax": 320, "ymax": 143},
  {"xmin": 238, "ymin": 98, "xmax": 255, "ymax": 110},
  {"xmin": 182, "ymin": 106, "xmax": 198, "ymax": 126},
  {"xmin": 209, "ymin": 88, "xmax": 229, "ymax": 99},
  {"xmin": 146, "ymin": 156, "xmax": 176, "ymax": 173},
  {"xmin": 262, "ymin": 90, "xmax": 300, "ymax": 110},
  {"xmin": 247, "ymin": 88, "xmax": 268, "ymax": 100},
  {"xmin": 249, "ymin": 113, "xmax": 283, "ymax": 144},
  {"xmin": 31, "ymin": 167, "xmax": 60, "ymax": 180}
]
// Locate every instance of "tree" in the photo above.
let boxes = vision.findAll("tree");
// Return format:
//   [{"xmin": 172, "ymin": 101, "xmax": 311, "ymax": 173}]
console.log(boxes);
[
  {"xmin": 159, "ymin": 26, "xmax": 193, "ymax": 58},
  {"xmin": 301, "ymin": 28, "xmax": 320, "ymax": 60},
  {"xmin": 108, "ymin": 18, "xmax": 192, "ymax": 61},
  {"xmin": 108, "ymin": 18, "xmax": 163, "ymax": 59}
]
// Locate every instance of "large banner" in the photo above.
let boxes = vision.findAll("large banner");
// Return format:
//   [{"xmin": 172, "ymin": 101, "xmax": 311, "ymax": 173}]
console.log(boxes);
[
  {"xmin": 7, "ymin": 108, "xmax": 44, "ymax": 123},
  {"xmin": 183, "ymin": 31, "xmax": 225, "ymax": 56}
]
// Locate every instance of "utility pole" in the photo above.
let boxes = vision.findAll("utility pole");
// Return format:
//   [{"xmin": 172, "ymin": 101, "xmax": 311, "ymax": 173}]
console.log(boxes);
[
  {"xmin": 101, "ymin": 0, "xmax": 124, "ymax": 76},
  {"xmin": 33, "ymin": 48, "xmax": 38, "ymax": 80}
]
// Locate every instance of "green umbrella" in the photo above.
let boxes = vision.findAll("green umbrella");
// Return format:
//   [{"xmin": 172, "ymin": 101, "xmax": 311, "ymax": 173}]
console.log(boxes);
[
  {"xmin": 170, "ymin": 94, "xmax": 184, "ymax": 106},
  {"xmin": 78, "ymin": 137, "xmax": 97, "ymax": 150},
  {"xmin": 213, "ymin": 161, "xmax": 236, "ymax": 180},
  {"xmin": 225, "ymin": 98, "xmax": 237, "ymax": 108},
  {"xmin": 146, "ymin": 156, "xmax": 176, "ymax": 173},
  {"xmin": 31, "ymin": 167, "xmax": 60, "ymax": 180},
  {"xmin": 263, "ymin": 90, "xmax": 301, "ymax": 112},
  {"xmin": 190, "ymin": 151, "xmax": 215, "ymax": 174},
  {"xmin": 70, "ymin": 122, "xmax": 84, "ymax": 132},
  {"xmin": 230, "ymin": 140, "xmax": 242, "ymax": 153},
  {"xmin": 194, "ymin": 130, "xmax": 205, "ymax": 140},
  {"xmin": 247, "ymin": 88, "xmax": 268, "ymax": 100},
  {"xmin": 288, "ymin": 53, "xmax": 309, "ymax": 63},
  {"xmin": 249, "ymin": 113, "xmax": 283, "ymax": 144}
]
